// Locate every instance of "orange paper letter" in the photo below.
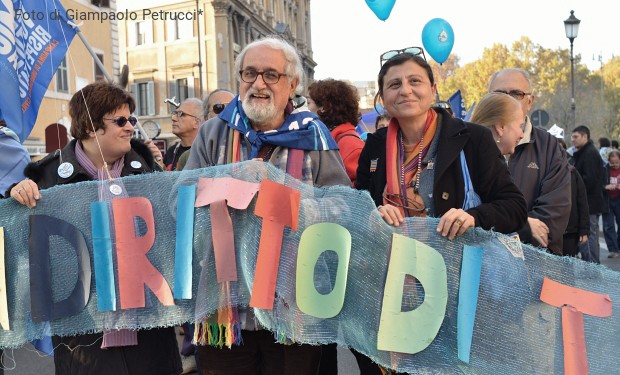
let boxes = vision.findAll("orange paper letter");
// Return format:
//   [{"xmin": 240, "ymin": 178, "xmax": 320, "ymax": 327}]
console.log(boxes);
[
  {"xmin": 113, "ymin": 197, "xmax": 174, "ymax": 309},
  {"xmin": 250, "ymin": 180, "xmax": 300, "ymax": 310},
  {"xmin": 540, "ymin": 277, "xmax": 612, "ymax": 375}
]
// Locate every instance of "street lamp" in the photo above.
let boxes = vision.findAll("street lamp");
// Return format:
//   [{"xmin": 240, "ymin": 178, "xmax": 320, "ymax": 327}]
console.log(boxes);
[{"xmin": 564, "ymin": 10, "xmax": 580, "ymax": 128}]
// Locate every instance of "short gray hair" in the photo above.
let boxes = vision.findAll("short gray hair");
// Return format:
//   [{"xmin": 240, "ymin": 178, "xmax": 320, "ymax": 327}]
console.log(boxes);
[
  {"xmin": 234, "ymin": 36, "xmax": 305, "ymax": 95},
  {"xmin": 182, "ymin": 97, "xmax": 204, "ymax": 115},
  {"xmin": 488, "ymin": 68, "xmax": 533, "ymax": 92}
]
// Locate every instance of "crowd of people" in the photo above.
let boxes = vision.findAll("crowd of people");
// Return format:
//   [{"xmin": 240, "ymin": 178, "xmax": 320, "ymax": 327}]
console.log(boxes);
[{"xmin": 1, "ymin": 35, "xmax": 618, "ymax": 374}]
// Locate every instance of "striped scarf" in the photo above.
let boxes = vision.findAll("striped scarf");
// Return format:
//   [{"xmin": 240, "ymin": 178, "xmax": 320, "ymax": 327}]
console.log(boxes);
[{"xmin": 385, "ymin": 109, "xmax": 438, "ymax": 217}]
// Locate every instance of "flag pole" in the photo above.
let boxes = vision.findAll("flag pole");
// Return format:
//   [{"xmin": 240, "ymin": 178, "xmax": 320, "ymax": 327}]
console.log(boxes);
[{"xmin": 67, "ymin": 21, "xmax": 150, "ymax": 141}]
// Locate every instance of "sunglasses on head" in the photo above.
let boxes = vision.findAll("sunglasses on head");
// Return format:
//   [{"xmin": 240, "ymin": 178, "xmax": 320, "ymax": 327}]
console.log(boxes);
[
  {"xmin": 104, "ymin": 116, "xmax": 137, "ymax": 127},
  {"xmin": 380, "ymin": 47, "xmax": 426, "ymax": 66},
  {"xmin": 211, "ymin": 103, "xmax": 229, "ymax": 115}
]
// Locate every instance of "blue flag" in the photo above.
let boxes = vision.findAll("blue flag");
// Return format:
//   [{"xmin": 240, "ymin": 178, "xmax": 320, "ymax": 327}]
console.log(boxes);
[
  {"xmin": 464, "ymin": 102, "xmax": 476, "ymax": 122},
  {"xmin": 448, "ymin": 90, "xmax": 467, "ymax": 120},
  {"xmin": 0, "ymin": 0, "xmax": 76, "ymax": 143}
]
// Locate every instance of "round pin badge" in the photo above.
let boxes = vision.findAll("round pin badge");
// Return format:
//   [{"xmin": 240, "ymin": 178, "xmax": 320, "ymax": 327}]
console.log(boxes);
[
  {"xmin": 109, "ymin": 184, "xmax": 123, "ymax": 196},
  {"xmin": 57, "ymin": 162, "xmax": 74, "ymax": 178},
  {"xmin": 130, "ymin": 160, "xmax": 142, "ymax": 169}
]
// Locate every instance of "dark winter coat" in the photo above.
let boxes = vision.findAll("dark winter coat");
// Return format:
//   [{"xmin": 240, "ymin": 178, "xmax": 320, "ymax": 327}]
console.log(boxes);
[
  {"xmin": 572, "ymin": 140, "xmax": 605, "ymax": 214},
  {"xmin": 355, "ymin": 109, "xmax": 527, "ymax": 234}
]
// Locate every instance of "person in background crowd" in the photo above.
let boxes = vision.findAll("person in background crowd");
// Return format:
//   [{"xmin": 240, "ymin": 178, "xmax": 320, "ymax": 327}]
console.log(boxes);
[
  {"xmin": 556, "ymin": 138, "xmax": 589, "ymax": 256},
  {"xmin": 612, "ymin": 140, "xmax": 619, "ymax": 150},
  {"xmin": 6, "ymin": 81, "xmax": 181, "ymax": 375},
  {"xmin": 0, "ymin": 120, "xmax": 30, "ymax": 199},
  {"xmin": 599, "ymin": 137, "xmax": 612, "ymax": 164},
  {"xmin": 604, "ymin": 150, "xmax": 620, "ymax": 258},
  {"xmin": 469, "ymin": 92, "xmax": 524, "ymax": 156},
  {"xmin": 308, "ymin": 78, "xmax": 364, "ymax": 186},
  {"xmin": 203, "ymin": 89, "xmax": 235, "ymax": 121},
  {"xmin": 164, "ymin": 97, "xmax": 203, "ymax": 171},
  {"xmin": 185, "ymin": 36, "xmax": 350, "ymax": 375},
  {"xmin": 571, "ymin": 125, "xmax": 605, "ymax": 263},
  {"xmin": 488, "ymin": 68, "xmax": 571, "ymax": 255},
  {"xmin": 374, "ymin": 113, "xmax": 391, "ymax": 131},
  {"xmin": 355, "ymin": 48, "xmax": 527, "ymax": 374}
]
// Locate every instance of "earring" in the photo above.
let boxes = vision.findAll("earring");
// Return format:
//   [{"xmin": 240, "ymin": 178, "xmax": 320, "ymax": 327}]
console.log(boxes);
[{"xmin": 496, "ymin": 135, "xmax": 501, "ymax": 143}]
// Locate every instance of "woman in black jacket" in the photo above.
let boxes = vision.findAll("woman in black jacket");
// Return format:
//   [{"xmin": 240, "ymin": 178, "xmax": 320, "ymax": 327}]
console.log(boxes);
[
  {"xmin": 355, "ymin": 49, "xmax": 527, "ymax": 238},
  {"xmin": 8, "ymin": 81, "xmax": 181, "ymax": 375}
]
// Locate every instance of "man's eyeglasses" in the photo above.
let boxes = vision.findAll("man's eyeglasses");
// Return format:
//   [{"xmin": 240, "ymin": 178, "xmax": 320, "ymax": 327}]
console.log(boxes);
[
  {"xmin": 171, "ymin": 110, "xmax": 201, "ymax": 120},
  {"xmin": 383, "ymin": 192, "xmax": 426, "ymax": 213},
  {"xmin": 103, "ymin": 116, "xmax": 137, "ymax": 127},
  {"xmin": 239, "ymin": 69, "xmax": 288, "ymax": 84},
  {"xmin": 211, "ymin": 103, "xmax": 229, "ymax": 115},
  {"xmin": 492, "ymin": 89, "xmax": 532, "ymax": 100},
  {"xmin": 380, "ymin": 47, "xmax": 426, "ymax": 66}
]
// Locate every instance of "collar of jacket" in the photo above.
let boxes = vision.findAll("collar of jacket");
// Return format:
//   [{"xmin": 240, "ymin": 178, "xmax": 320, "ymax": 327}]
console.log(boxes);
[{"xmin": 433, "ymin": 109, "xmax": 469, "ymax": 182}]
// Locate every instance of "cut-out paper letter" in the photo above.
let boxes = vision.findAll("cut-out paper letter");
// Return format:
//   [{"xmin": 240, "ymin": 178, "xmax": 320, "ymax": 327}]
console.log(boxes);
[
  {"xmin": 457, "ymin": 245, "xmax": 483, "ymax": 363},
  {"xmin": 250, "ymin": 179, "xmax": 300, "ymax": 309},
  {"xmin": 377, "ymin": 233, "xmax": 448, "ymax": 354},
  {"xmin": 174, "ymin": 185, "xmax": 196, "ymax": 299},
  {"xmin": 91, "ymin": 202, "xmax": 116, "ymax": 311},
  {"xmin": 540, "ymin": 277, "xmax": 612, "ymax": 375},
  {"xmin": 29, "ymin": 215, "xmax": 91, "ymax": 322},
  {"xmin": 0, "ymin": 227, "xmax": 9, "ymax": 330},
  {"xmin": 112, "ymin": 197, "xmax": 174, "ymax": 309},
  {"xmin": 195, "ymin": 178, "xmax": 260, "ymax": 283},
  {"xmin": 296, "ymin": 223, "xmax": 351, "ymax": 318}
]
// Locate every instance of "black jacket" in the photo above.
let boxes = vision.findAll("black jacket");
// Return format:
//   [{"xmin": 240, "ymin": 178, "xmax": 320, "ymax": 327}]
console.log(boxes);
[
  {"xmin": 565, "ymin": 165, "xmax": 590, "ymax": 236},
  {"xmin": 572, "ymin": 141, "xmax": 605, "ymax": 214},
  {"xmin": 355, "ymin": 109, "xmax": 527, "ymax": 234},
  {"xmin": 18, "ymin": 139, "xmax": 181, "ymax": 375}
]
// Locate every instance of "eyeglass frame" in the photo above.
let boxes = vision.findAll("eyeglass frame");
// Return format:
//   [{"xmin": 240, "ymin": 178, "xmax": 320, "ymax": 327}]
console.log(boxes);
[
  {"xmin": 382, "ymin": 191, "xmax": 426, "ymax": 213},
  {"xmin": 492, "ymin": 89, "xmax": 532, "ymax": 100},
  {"xmin": 171, "ymin": 110, "xmax": 201, "ymax": 120},
  {"xmin": 239, "ymin": 68, "xmax": 288, "ymax": 84},
  {"xmin": 210, "ymin": 103, "xmax": 230, "ymax": 115},
  {"xmin": 379, "ymin": 47, "xmax": 426, "ymax": 66},
  {"xmin": 103, "ymin": 116, "xmax": 138, "ymax": 127}
]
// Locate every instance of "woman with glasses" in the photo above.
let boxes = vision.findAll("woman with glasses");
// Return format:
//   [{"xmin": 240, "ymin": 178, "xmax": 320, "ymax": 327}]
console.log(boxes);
[
  {"xmin": 356, "ymin": 49, "xmax": 527, "ymax": 239},
  {"xmin": 307, "ymin": 79, "xmax": 364, "ymax": 185},
  {"xmin": 7, "ymin": 81, "xmax": 181, "ymax": 375}
]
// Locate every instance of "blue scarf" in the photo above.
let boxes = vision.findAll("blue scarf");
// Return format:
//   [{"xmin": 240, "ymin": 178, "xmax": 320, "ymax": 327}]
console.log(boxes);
[{"xmin": 218, "ymin": 96, "xmax": 338, "ymax": 159}]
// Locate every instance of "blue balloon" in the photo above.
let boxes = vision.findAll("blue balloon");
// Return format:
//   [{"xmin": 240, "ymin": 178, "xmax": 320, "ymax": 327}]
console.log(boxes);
[
  {"xmin": 421, "ymin": 18, "xmax": 454, "ymax": 64},
  {"xmin": 365, "ymin": 0, "xmax": 396, "ymax": 21}
]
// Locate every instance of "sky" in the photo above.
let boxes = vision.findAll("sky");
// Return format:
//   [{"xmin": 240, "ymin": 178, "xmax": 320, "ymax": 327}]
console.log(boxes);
[{"xmin": 310, "ymin": 0, "xmax": 618, "ymax": 82}]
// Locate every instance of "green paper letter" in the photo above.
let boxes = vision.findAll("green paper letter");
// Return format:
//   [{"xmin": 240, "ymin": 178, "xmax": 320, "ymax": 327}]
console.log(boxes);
[
  {"xmin": 377, "ymin": 233, "xmax": 448, "ymax": 354},
  {"xmin": 296, "ymin": 223, "xmax": 351, "ymax": 318}
]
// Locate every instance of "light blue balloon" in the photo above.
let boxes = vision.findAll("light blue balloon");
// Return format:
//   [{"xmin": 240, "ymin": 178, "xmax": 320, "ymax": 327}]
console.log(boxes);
[
  {"xmin": 365, "ymin": 0, "xmax": 396, "ymax": 21},
  {"xmin": 421, "ymin": 18, "xmax": 455, "ymax": 64}
]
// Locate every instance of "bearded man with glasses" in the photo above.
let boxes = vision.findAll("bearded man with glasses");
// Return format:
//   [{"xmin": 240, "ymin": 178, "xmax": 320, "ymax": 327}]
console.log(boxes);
[
  {"xmin": 185, "ymin": 36, "xmax": 350, "ymax": 375},
  {"xmin": 488, "ymin": 68, "xmax": 571, "ymax": 256}
]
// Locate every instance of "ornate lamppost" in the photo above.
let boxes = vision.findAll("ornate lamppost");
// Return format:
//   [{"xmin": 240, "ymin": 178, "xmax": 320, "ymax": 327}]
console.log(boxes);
[{"xmin": 564, "ymin": 10, "xmax": 580, "ymax": 128}]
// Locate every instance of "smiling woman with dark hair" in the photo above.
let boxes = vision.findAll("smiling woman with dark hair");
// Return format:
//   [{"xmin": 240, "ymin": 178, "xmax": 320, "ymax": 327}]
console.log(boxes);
[{"xmin": 7, "ymin": 81, "xmax": 180, "ymax": 375}]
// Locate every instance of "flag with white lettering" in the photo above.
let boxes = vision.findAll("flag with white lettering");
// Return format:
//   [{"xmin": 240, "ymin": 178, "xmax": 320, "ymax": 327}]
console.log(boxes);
[
  {"xmin": 0, "ymin": 0, "xmax": 76, "ymax": 143},
  {"xmin": 448, "ymin": 90, "xmax": 467, "ymax": 120}
]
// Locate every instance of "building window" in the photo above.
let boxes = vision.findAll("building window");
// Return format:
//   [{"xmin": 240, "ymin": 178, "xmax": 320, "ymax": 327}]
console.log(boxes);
[
  {"xmin": 56, "ymin": 57, "xmax": 68, "ymax": 93},
  {"xmin": 94, "ymin": 53, "xmax": 105, "ymax": 81},
  {"xmin": 136, "ymin": 21, "xmax": 146, "ymax": 46},
  {"xmin": 131, "ymin": 81, "xmax": 155, "ymax": 116},
  {"xmin": 167, "ymin": 18, "xmax": 193, "ymax": 41}
]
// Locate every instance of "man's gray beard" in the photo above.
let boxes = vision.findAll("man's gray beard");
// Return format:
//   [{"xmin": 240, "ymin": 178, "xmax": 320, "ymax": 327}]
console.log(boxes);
[{"xmin": 242, "ymin": 96, "xmax": 279, "ymax": 125}]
